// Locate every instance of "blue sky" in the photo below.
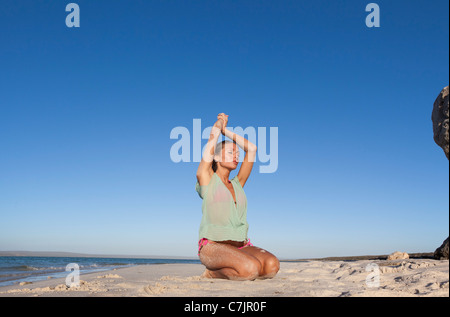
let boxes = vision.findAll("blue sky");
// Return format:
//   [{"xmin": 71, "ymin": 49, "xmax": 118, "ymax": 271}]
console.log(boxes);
[{"xmin": 0, "ymin": 0, "xmax": 448, "ymax": 259}]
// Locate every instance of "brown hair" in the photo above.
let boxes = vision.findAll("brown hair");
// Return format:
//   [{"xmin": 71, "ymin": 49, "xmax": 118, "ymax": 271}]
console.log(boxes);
[{"xmin": 212, "ymin": 140, "xmax": 236, "ymax": 172}]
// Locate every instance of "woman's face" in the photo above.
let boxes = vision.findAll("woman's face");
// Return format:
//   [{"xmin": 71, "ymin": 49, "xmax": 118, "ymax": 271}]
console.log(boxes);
[{"xmin": 217, "ymin": 143, "xmax": 240, "ymax": 170}]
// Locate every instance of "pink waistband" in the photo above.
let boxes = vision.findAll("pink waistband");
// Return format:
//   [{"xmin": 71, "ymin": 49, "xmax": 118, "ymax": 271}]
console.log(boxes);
[{"xmin": 198, "ymin": 238, "xmax": 253, "ymax": 255}]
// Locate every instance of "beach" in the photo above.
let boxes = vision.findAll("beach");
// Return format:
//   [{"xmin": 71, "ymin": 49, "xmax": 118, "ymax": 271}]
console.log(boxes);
[{"xmin": 0, "ymin": 259, "xmax": 448, "ymax": 297}]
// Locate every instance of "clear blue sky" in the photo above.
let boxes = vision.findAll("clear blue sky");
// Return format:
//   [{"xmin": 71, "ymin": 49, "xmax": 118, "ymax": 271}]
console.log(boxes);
[{"xmin": 0, "ymin": 0, "xmax": 448, "ymax": 259}]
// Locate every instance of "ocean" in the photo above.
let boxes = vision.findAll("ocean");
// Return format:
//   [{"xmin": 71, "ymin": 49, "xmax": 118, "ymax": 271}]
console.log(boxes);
[{"xmin": 0, "ymin": 256, "xmax": 201, "ymax": 287}]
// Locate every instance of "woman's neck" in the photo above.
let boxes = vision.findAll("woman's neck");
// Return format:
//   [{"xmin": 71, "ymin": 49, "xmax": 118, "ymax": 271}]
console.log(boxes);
[{"xmin": 215, "ymin": 169, "xmax": 231, "ymax": 183}]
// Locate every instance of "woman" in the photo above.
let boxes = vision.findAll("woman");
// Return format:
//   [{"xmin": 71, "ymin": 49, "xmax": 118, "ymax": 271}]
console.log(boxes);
[{"xmin": 195, "ymin": 113, "xmax": 280, "ymax": 281}]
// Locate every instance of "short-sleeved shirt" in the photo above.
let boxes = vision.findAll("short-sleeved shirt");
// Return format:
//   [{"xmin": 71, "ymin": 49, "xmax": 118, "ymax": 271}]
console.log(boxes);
[{"xmin": 195, "ymin": 173, "xmax": 248, "ymax": 242}]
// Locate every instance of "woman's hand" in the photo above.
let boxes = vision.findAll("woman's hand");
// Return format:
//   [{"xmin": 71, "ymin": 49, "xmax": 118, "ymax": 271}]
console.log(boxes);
[{"xmin": 217, "ymin": 113, "xmax": 228, "ymax": 135}]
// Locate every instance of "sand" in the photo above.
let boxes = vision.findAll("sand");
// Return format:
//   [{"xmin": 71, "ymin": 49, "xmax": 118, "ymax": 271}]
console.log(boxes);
[{"xmin": 0, "ymin": 259, "xmax": 448, "ymax": 297}]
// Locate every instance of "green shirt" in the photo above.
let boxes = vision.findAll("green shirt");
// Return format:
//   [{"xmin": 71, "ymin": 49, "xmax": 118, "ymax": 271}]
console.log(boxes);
[{"xmin": 195, "ymin": 173, "xmax": 249, "ymax": 242}]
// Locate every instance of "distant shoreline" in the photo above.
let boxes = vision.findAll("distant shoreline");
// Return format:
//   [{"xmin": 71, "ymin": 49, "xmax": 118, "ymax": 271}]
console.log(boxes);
[
  {"xmin": 0, "ymin": 251, "xmax": 435, "ymax": 262},
  {"xmin": 286, "ymin": 252, "xmax": 435, "ymax": 262}
]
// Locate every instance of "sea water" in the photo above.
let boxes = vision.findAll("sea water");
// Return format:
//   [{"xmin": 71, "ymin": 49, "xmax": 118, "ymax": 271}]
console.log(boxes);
[{"xmin": 0, "ymin": 256, "xmax": 200, "ymax": 287}]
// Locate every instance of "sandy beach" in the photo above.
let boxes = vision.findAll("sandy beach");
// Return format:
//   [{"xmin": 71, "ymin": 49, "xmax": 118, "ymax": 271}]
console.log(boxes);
[{"xmin": 0, "ymin": 259, "xmax": 448, "ymax": 297}]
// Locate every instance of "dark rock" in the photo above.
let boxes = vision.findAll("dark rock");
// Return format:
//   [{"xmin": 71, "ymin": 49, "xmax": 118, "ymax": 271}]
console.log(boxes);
[
  {"xmin": 434, "ymin": 237, "xmax": 449, "ymax": 260},
  {"xmin": 432, "ymin": 86, "xmax": 449, "ymax": 159},
  {"xmin": 431, "ymin": 86, "xmax": 449, "ymax": 260}
]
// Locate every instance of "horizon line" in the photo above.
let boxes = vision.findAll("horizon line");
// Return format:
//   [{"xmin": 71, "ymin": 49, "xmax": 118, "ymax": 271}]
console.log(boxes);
[{"xmin": 0, "ymin": 250, "xmax": 435, "ymax": 262}]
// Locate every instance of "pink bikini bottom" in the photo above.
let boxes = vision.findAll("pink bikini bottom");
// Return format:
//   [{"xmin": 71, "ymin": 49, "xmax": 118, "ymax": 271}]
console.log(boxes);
[{"xmin": 198, "ymin": 238, "xmax": 253, "ymax": 256}]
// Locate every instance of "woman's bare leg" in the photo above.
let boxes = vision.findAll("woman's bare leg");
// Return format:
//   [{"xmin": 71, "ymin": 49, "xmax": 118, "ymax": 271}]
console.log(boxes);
[
  {"xmin": 240, "ymin": 246, "xmax": 280, "ymax": 279},
  {"xmin": 199, "ymin": 242, "xmax": 262, "ymax": 281}
]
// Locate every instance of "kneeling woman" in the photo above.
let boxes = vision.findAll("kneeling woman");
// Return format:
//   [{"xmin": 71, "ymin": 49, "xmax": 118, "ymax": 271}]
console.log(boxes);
[{"xmin": 195, "ymin": 113, "xmax": 280, "ymax": 281}]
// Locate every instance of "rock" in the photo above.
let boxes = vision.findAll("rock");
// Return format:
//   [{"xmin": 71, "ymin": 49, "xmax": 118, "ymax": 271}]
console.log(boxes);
[
  {"xmin": 434, "ymin": 237, "xmax": 449, "ymax": 260},
  {"xmin": 432, "ymin": 86, "xmax": 449, "ymax": 159},
  {"xmin": 387, "ymin": 251, "xmax": 409, "ymax": 260},
  {"xmin": 431, "ymin": 86, "xmax": 449, "ymax": 260}
]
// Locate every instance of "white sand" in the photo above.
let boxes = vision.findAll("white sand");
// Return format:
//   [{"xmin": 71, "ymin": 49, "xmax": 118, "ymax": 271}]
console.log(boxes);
[{"xmin": 0, "ymin": 259, "xmax": 448, "ymax": 297}]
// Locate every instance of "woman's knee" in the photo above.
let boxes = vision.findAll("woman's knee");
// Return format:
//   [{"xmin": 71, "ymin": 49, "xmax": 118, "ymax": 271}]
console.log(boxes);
[
  {"xmin": 262, "ymin": 256, "xmax": 280, "ymax": 278},
  {"xmin": 237, "ymin": 259, "xmax": 261, "ymax": 281}
]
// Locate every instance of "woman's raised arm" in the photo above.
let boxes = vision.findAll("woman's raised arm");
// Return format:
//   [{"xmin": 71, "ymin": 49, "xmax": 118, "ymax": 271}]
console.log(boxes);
[
  {"xmin": 196, "ymin": 116, "xmax": 224, "ymax": 185},
  {"xmin": 223, "ymin": 128, "xmax": 257, "ymax": 153},
  {"xmin": 223, "ymin": 127, "xmax": 257, "ymax": 188}
]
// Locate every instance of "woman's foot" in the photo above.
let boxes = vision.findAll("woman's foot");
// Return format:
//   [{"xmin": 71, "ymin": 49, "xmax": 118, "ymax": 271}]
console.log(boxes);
[{"xmin": 201, "ymin": 269, "xmax": 213, "ymax": 279}]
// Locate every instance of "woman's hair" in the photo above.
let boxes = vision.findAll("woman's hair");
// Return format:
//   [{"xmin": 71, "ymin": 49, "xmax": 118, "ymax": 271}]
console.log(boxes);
[{"xmin": 212, "ymin": 140, "xmax": 236, "ymax": 172}]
